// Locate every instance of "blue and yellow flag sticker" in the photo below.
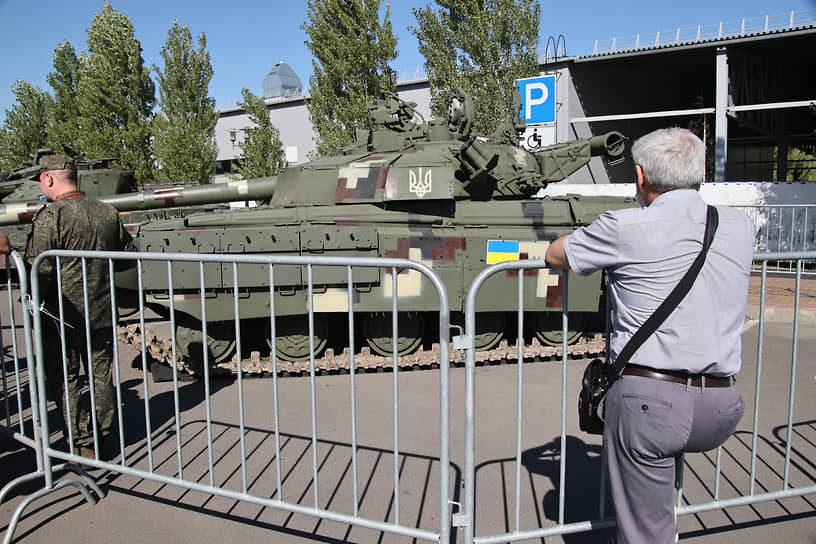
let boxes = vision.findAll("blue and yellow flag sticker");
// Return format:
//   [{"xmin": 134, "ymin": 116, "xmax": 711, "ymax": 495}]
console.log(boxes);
[{"xmin": 486, "ymin": 240, "xmax": 520, "ymax": 264}]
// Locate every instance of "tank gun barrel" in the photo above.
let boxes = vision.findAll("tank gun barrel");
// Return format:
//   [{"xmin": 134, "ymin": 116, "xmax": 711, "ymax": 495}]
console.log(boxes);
[
  {"xmin": 0, "ymin": 202, "xmax": 45, "ymax": 226},
  {"xmin": 588, "ymin": 131, "xmax": 626, "ymax": 159},
  {"xmin": 102, "ymin": 176, "xmax": 277, "ymax": 211},
  {"xmin": 534, "ymin": 130, "xmax": 626, "ymax": 182},
  {"xmin": 0, "ymin": 176, "xmax": 278, "ymax": 226}
]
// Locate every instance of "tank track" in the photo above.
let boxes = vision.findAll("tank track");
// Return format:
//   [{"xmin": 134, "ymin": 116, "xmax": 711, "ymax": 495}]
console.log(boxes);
[{"xmin": 118, "ymin": 323, "xmax": 607, "ymax": 378}]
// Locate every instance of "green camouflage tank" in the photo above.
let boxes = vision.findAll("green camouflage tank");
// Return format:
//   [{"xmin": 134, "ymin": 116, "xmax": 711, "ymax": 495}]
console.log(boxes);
[
  {"xmin": 4, "ymin": 90, "xmax": 634, "ymax": 364},
  {"xmin": 0, "ymin": 147, "xmax": 138, "ymax": 250}
]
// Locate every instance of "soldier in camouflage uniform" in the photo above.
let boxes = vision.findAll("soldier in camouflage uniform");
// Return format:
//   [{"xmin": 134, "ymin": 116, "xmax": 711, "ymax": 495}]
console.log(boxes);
[{"xmin": 2, "ymin": 154, "xmax": 135, "ymax": 459}]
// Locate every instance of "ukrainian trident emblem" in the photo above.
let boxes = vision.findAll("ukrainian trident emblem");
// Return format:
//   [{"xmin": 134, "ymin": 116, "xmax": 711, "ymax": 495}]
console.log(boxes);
[{"xmin": 409, "ymin": 168, "xmax": 432, "ymax": 198}]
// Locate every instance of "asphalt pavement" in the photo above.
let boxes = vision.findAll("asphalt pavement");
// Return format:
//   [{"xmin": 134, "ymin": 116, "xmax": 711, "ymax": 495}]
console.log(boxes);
[{"xmin": 0, "ymin": 274, "xmax": 814, "ymax": 544}]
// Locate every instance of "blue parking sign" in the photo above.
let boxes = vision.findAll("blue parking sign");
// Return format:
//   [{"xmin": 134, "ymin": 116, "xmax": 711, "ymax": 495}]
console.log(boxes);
[{"xmin": 517, "ymin": 75, "xmax": 556, "ymax": 124}]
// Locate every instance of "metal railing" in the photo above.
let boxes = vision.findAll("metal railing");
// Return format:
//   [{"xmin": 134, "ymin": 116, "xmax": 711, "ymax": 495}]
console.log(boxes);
[
  {"xmin": 738, "ymin": 205, "xmax": 816, "ymax": 253},
  {"xmin": 737, "ymin": 205, "xmax": 816, "ymax": 272},
  {"xmin": 2, "ymin": 249, "xmax": 815, "ymax": 542},
  {"xmin": 0, "ymin": 253, "xmax": 37, "ymax": 453},
  {"xmin": 11, "ymin": 249, "xmax": 452, "ymax": 544},
  {"xmin": 592, "ymin": 9, "xmax": 816, "ymax": 55},
  {"xmin": 458, "ymin": 253, "xmax": 816, "ymax": 543},
  {"xmin": 0, "ymin": 253, "xmax": 104, "ymax": 544},
  {"xmin": 675, "ymin": 252, "xmax": 816, "ymax": 520}
]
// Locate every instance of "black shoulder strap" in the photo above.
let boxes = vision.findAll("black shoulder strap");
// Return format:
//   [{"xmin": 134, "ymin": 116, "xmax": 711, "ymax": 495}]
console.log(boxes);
[{"xmin": 609, "ymin": 205, "xmax": 719, "ymax": 378}]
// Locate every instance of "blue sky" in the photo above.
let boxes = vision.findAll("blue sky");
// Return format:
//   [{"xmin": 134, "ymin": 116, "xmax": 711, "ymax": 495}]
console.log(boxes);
[{"xmin": 1, "ymin": 0, "xmax": 814, "ymax": 124}]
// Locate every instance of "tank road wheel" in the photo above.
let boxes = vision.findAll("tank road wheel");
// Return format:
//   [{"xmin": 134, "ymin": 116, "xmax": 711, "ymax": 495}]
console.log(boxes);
[
  {"xmin": 175, "ymin": 321, "xmax": 237, "ymax": 364},
  {"xmin": 267, "ymin": 315, "xmax": 329, "ymax": 362},
  {"xmin": 473, "ymin": 312, "xmax": 506, "ymax": 351},
  {"xmin": 362, "ymin": 312, "xmax": 425, "ymax": 357},
  {"xmin": 527, "ymin": 312, "xmax": 585, "ymax": 347}
]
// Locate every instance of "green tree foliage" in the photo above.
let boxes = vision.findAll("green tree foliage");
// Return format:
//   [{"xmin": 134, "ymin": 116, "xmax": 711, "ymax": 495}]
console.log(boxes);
[
  {"xmin": 411, "ymin": 0, "xmax": 541, "ymax": 135},
  {"xmin": 303, "ymin": 0, "xmax": 398, "ymax": 156},
  {"xmin": 75, "ymin": 1, "xmax": 155, "ymax": 181},
  {"xmin": 0, "ymin": 130, "xmax": 8, "ymax": 168},
  {"xmin": 233, "ymin": 88, "xmax": 286, "ymax": 179},
  {"xmin": 782, "ymin": 145, "xmax": 816, "ymax": 181},
  {"xmin": 153, "ymin": 21, "xmax": 218, "ymax": 184},
  {"xmin": 0, "ymin": 80, "xmax": 53, "ymax": 169},
  {"xmin": 46, "ymin": 40, "xmax": 80, "ymax": 151}
]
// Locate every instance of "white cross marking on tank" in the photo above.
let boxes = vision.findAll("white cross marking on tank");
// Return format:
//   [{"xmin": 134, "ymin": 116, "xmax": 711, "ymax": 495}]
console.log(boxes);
[{"xmin": 519, "ymin": 241, "xmax": 561, "ymax": 297}]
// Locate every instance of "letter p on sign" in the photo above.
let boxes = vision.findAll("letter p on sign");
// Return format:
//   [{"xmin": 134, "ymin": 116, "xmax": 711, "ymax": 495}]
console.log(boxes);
[
  {"xmin": 525, "ymin": 83, "xmax": 548, "ymax": 119},
  {"xmin": 517, "ymin": 75, "xmax": 556, "ymax": 125}
]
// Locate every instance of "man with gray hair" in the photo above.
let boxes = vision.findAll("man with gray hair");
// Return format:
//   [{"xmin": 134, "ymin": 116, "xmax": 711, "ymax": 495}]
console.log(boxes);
[{"xmin": 546, "ymin": 127, "xmax": 754, "ymax": 543}]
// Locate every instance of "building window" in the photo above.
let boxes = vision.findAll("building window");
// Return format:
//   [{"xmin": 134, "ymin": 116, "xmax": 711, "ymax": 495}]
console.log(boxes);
[
  {"xmin": 727, "ymin": 145, "xmax": 775, "ymax": 181},
  {"xmin": 215, "ymin": 160, "xmax": 235, "ymax": 175},
  {"xmin": 285, "ymin": 146, "xmax": 298, "ymax": 163},
  {"xmin": 727, "ymin": 146, "xmax": 816, "ymax": 182}
]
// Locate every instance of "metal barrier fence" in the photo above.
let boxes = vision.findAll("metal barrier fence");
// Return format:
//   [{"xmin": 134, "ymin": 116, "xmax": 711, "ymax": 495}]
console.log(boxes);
[
  {"xmin": 0, "ymin": 252, "xmax": 37, "ymax": 455},
  {"xmin": 676, "ymin": 252, "xmax": 815, "ymax": 520},
  {"xmin": 0, "ymin": 252, "xmax": 105, "ymax": 544},
  {"xmin": 2, "ymin": 249, "xmax": 815, "ymax": 542},
  {"xmin": 10, "ymin": 249, "xmax": 451, "ymax": 544},
  {"xmin": 736, "ymin": 205, "xmax": 816, "ymax": 271},
  {"xmin": 459, "ymin": 253, "xmax": 816, "ymax": 543}
]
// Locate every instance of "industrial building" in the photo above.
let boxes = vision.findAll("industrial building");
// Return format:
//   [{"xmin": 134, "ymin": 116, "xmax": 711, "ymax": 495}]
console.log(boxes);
[{"xmin": 214, "ymin": 11, "xmax": 815, "ymax": 185}]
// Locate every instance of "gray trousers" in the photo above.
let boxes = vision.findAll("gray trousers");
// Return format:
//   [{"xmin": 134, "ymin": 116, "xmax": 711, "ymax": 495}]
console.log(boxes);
[{"xmin": 602, "ymin": 374, "xmax": 744, "ymax": 544}]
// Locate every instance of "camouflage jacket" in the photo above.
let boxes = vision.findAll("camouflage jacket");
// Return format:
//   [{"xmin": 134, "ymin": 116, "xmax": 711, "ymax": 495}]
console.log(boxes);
[{"xmin": 25, "ymin": 191, "xmax": 136, "ymax": 331}]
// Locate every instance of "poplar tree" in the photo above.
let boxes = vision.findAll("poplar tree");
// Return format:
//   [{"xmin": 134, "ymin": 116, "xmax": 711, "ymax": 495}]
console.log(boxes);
[
  {"xmin": 411, "ymin": 0, "xmax": 541, "ymax": 135},
  {"xmin": 0, "ymin": 80, "xmax": 53, "ymax": 169},
  {"xmin": 76, "ymin": 1, "xmax": 155, "ymax": 181},
  {"xmin": 0, "ymin": 131, "xmax": 8, "ymax": 169},
  {"xmin": 46, "ymin": 40, "xmax": 80, "ymax": 151},
  {"xmin": 233, "ymin": 88, "xmax": 286, "ymax": 180},
  {"xmin": 303, "ymin": 0, "xmax": 398, "ymax": 156},
  {"xmin": 153, "ymin": 21, "xmax": 218, "ymax": 184}
]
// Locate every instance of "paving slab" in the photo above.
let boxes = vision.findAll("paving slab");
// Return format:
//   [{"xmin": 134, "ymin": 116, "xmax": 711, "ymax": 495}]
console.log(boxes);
[{"xmin": 746, "ymin": 271, "xmax": 816, "ymax": 323}]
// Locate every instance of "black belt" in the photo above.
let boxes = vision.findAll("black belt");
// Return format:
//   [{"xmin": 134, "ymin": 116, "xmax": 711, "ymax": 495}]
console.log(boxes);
[{"xmin": 622, "ymin": 364, "xmax": 734, "ymax": 388}]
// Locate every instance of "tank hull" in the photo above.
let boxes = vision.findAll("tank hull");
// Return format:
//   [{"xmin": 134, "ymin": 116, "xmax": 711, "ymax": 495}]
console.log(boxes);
[
  {"xmin": 135, "ymin": 197, "xmax": 621, "ymax": 311},
  {"xmin": 124, "ymin": 194, "xmax": 633, "ymax": 360}
]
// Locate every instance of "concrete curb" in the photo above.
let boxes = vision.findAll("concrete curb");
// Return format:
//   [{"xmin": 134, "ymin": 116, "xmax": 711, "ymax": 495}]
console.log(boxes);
[{"xmin": 746, "ymin": 304, "xmax": 816, "ymax": 324}]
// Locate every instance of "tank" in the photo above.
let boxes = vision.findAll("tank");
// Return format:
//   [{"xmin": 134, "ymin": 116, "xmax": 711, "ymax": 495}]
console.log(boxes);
[
  {"xmin": 0, "ymin": 146, "xmax": 139, "ymax": 250},
  {"xmin": 11, "ymin": 89, "xmax": 635, "ymax": 364},
  {"xmin": 0, "ymin": 146, "xmax": 137, "ymax": 201},
  {"xmin": 0, "ymin": 147, "xmax": 239, "ymax": 240}
]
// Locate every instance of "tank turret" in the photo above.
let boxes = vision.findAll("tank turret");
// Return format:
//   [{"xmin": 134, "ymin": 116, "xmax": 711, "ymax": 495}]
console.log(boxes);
[{"xmin": 272, "ymin": 87, "xmax": 625, "ymax": 206}]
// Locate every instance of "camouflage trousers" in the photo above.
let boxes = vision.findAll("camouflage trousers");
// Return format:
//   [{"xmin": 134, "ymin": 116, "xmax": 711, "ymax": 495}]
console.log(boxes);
[{"xmin": 42, "ymin": 320, "xmax": 116, "ymax": 450}]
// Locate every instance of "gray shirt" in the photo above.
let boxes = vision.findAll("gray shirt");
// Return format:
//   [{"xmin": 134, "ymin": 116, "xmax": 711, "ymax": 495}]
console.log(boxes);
[{"xmin": 563, "ymin": 189, "xmax": 754, "ymax": 376}]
